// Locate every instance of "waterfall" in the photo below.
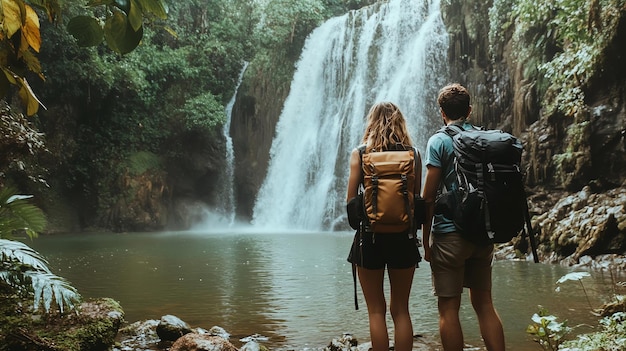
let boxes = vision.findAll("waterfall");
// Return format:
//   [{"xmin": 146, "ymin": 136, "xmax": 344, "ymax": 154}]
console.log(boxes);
[
  {"xmin": 219, "ymin": 62, "xmax": 248, "ymax": 225},
  {"xmin": 252, "ymin": 0, "xmax": 449, "ymax": 231}
]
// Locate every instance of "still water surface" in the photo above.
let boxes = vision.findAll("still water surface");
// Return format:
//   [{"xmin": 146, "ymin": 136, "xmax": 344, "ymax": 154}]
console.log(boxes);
[{"xmin": 29, "ymin": 230, "xmax": 623, "ymax": 350}]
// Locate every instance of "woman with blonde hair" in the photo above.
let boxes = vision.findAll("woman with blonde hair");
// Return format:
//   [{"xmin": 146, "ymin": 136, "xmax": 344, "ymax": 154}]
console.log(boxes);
[{"xmin": 346, "ymin": 101, "xmax": 422, "ymax": 351}]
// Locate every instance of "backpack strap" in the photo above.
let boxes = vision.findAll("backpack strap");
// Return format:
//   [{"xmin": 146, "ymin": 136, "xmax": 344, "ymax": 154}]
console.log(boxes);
[
  {"xmin": 521, "ymin": 189, "xmax": 539, "ymax": 263},
  {"xmin": 436, "ymin": 122, "xmax": 482, "ymax": 138},
  {"xmin": 357, "ymin": 145, "xmax": 366, "ymax": 186}
]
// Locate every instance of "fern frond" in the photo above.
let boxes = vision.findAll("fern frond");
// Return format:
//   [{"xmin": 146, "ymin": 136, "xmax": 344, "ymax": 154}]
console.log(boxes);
[
  {"xmin": 0, "ymin": 239, "xmax": 82, "ymax": 313},
  {"xmin": 0, "ymin": 239, "xmax": 51, "ymax": 273},
  {"xmin": 0, "ymin": 187, "xmax": 47, "ymax": 240},
  {"xmin": 28, "ymin": 271, "xmax": 81, "ymax": 313}
]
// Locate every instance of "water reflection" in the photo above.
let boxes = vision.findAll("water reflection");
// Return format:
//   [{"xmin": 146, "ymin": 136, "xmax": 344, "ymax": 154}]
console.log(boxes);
[{"xmin": 29, "ymin": 231, "xmax": 624, "ymax": 350}]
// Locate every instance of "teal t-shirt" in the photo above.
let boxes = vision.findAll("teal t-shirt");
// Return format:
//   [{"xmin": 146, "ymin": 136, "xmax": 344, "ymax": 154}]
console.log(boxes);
[{"xmin": 424, "ymin": 121, "xmax": 473, "ymax": 234}]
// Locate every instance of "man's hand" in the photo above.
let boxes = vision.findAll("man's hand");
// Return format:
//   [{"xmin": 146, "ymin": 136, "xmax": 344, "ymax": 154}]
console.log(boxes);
[{"xmin": 423, "ymin": 245, "xmax": 432, "ymax": 262}]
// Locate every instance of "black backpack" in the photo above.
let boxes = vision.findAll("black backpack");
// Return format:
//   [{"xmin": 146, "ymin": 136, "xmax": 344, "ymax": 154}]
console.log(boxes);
[{"xmin": 435, "ymin": 124, "xmax": 538, "ymax": 260}]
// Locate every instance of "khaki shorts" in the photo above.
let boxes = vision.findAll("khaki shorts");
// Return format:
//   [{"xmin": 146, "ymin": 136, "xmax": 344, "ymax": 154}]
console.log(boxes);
[{"xmin": 430, "ymin": 232, "xmax": 494, "ymax": 297}]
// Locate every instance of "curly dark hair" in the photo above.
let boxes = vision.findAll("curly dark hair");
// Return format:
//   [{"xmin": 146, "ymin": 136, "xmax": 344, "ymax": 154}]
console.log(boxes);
[{"xmin": 437, "ymin": 83, "xmax": 471, "ymax": 121}]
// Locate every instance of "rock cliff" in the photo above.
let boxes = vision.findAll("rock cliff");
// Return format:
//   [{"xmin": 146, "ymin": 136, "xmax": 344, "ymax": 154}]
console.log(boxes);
[{"xmin": 438, "ymin": 0, "xmax": 626, "ymax": 263}]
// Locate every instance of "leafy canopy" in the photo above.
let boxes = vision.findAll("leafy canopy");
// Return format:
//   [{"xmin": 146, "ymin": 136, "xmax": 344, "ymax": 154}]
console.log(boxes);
[
  {"xmin": 66, "ymin": 0, "xmax": 170, "ymax": 54},
  {"xmin": 0, "ymin": 0, "xmax": 169, "ymax": 116}
]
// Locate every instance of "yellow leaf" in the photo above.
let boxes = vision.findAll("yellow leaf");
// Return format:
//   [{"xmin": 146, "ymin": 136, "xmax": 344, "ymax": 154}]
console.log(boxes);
[
  {"xmin": 1, "ymin": 67, "xmax": 17, "ymax": 84},
  {"xmin": 163, "ymin": 25, "xmax": 177, "ymax": 39},
  {"xmin": 20, "ymin": 49, "xmax": 43, "ymax": 79},
  {"xmin": 19, "ymin": 30, "xmax": 30, "ymax": 52},
  {"xmin": 22, "ymin": 4, "xmax": 41, "ymax": 52},
  {"xmin": 2, "ymin": 0, "xmax": 23, "ymax": 38},
  {"xmin": 16, "ymin": 76, "xmax": 45, "ymax": 116}
]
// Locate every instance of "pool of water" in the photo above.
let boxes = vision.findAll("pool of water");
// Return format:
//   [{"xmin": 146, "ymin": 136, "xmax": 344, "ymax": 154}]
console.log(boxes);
[{"xmin": 28, "ymin": 230, "xmax": 624, "ymax": 350}]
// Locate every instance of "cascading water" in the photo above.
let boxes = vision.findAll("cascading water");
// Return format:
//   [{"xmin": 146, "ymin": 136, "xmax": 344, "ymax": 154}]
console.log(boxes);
[
  {"xmin": 217, "ymin": 62, "xmax": 248, "ymax": 225},
  {"xmin": 252, "ymin": 0, "xmax": 449, "ymax": 231}
]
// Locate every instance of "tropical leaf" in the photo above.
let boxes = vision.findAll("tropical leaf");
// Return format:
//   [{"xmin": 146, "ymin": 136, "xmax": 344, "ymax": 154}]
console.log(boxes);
[
  {"xmin": 18, "ymin": 49, "xmax": 44, "ymax": 79},
  {"xmin": 2, "ymin": 0, "xmax": 23, "ymax": 38},
  {"xmin": 17, "ymin": 76, "xmax": 46, "ymax": 116},
  {"xmin": 22, "ymin": 4, "xmax": 41, "ymax": 52},
  {"xmin": 135, "ymin": 0, "xmax": 167, "ymax": 19},
  {"xmin": 27, "ymin": 0, "xmax": 61, "ymax": 22},
  {"xmin": 128, "ymin": 0, "xmax": 143, "ymax": 31},
  {"xmin": 0, "ymin": 187, "xmax": 47, "ymax": 239},
  {"xmin": 67, "ymin": 15, "xmax": 104, "ymax": 47},
  {"xmin": 28, "ymin": 270, "xmax": 81, "ymax": 313},
  {"xmin": 0, "ymin": 239, "xmax": 50, "ymax": 272},
  {"xmin": 0, "ymin": 239, "xmax": 82, "ymax": 313},
  {"xmin": 104, "ymin": 11, "xmax": 143, "ymax": 54}
]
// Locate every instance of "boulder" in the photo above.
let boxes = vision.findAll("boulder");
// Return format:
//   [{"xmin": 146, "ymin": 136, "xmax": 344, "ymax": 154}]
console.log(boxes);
[
  {"xmin": 156, "ymin": 314, "xmax": 193, "ymax": 341},
  {"xmin": 523, "ymin": 186, "xmax": 626, "ymax": 264},
  {"xmin": 170, "ymin": 333, "xmax": 239, "ymax": 351},
  {"xmin": 0, "ymin": 297, "xmax": 124, "ymax": 351}
]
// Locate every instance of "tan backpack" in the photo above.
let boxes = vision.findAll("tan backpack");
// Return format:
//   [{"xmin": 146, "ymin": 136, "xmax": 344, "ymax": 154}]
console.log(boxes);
[{"xmin": 359, "ymin": 145, "xmax": 417, "ymax": 233}]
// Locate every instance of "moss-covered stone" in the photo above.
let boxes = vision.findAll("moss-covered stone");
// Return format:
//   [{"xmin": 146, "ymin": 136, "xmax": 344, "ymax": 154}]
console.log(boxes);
[{"xmin": 0, "ymin": 294, "xmax": 124, "ymax": 351}]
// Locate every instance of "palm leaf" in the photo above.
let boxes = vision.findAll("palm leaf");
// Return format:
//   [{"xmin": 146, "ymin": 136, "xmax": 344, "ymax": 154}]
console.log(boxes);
[
  {"xmin": 0, "ymin": 187, "xmax": 47, "ymax": 240},
  {"xmin": 0, "ymin": 239, "xmax": 82, "ymax": 313},
  {"xmin": 0, "ymin": 239, "xmax": 51, "ymax": 272},
  {"xmin": 28, "ymin": 271, "xmax": 81, "ymax": 313}
]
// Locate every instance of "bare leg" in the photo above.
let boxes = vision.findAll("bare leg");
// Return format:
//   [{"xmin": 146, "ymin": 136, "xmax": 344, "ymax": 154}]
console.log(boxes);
[
  {"xmin": 388, "ymin": 267, "xmax": 416, "ymax": 351},
  {"xmin": 358, "ymin": 267, "xmax": 388, "ymax": 351},
  {"xmin": 438, "ymin": 295, "xmax": 464, "ymax": 351},
  {"xmin": 470, "ymin": 288, "xmax": 505, "ymax": 351}
]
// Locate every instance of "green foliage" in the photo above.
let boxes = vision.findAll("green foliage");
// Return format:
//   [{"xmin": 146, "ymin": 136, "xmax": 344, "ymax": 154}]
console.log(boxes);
[
  {"xmin": 103, "ymin": 10, "xmax": 144, "ymax": 54},
  {"xmin": 0, "ymin": 0, "xmax": 57, "ymax": 115},
  {"xmin": 528, "ymin": 272, "xmax": 626, "ymax": 351},
  {"xmin": 559, "ymin": 312, "xmax": 626, "ymax": 350},
  {"xmin": 0, "ymin": 101, "xmax": 47, "ymax": 183},
  {"xmin": 0, "ymin": 187, "xmax": 46, "ymax": 240},
  {"xmin": 257, "ymin": 0, "xmax": 325, "ymax": 59},
  {"xmin": 125, "ymin": 151, "xmax": 161, "ymax": 176},
  {"xmin": 527, "ymin": 306, "xmax": 573, "ymax": 351},
  {"xmin": 551, "ymin": 121, "xmax": 592, "ymax": 189},
  {"xmin": 66, "ymin": 16, "xmax": 105, "ymax": 46},
  {"xmin": 507, "ymin": 0, "xmax": 626, "ymax": 118},
  {"xmin": 488, "ymin": 0, "xmax": 515, "ymax": 60},
  {"xmin": 67, "ymin": 0, "xmax": 169, "ymax": 54},
  {"xmin": 178, "ymin": 93, "xmax": 227, "ymax": 134},
  {"xmin": 0, "ymin": 186, "xmax": 81, "ymax": 313}
]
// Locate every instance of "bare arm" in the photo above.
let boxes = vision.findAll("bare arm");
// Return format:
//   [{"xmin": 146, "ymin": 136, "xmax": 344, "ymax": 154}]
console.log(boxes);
[
  {"xmin": 421, "ymin": 164, "xmax": 442, "ymax": 262},
  {"xmin": 346, "ymin": 148, "xmax": 361, "ymax": 202}
]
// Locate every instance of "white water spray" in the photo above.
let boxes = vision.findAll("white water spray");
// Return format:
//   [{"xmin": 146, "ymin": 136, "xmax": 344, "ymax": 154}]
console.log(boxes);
[
  {"xmin": 252, "ymin": 0, "xmax": 449, "ymax": 231},
  {"xmin": 218, "ymin": 62, "xmax": 249, "ymax": 225}
]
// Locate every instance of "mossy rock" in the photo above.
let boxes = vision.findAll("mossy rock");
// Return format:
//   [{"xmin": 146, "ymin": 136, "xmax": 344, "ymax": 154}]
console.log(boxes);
[{"xmin": 0, "ymin": 294, "xmax": 124, "ymax": 351}]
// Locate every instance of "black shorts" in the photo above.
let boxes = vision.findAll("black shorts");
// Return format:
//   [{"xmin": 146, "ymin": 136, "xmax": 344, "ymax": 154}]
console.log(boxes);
[{"xmin": 347, "ymin": 231, "xmax": 421, "ymax": 269}]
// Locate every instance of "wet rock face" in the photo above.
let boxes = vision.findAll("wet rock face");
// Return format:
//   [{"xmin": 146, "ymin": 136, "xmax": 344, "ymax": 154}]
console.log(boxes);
[
  {"xmin": 230, "ymin": 77, "xmax": 291, "ymax": 220},
  {"xmin": 532, "ymin": 186, "xmax": 626, "ymax": 262},
  {"xmin": 105, "ymin": 169, "xmax": 170, "ymax": 232},
  {"xmin": 439, "ymin": 0, "xmax": 626, "ymax": 193}
]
